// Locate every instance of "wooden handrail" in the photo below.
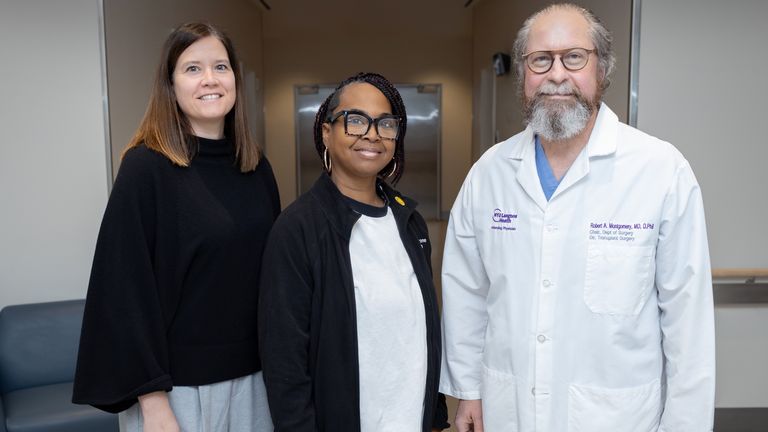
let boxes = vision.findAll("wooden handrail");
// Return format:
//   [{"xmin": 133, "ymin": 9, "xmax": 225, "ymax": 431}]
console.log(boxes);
[{"xmin": 712, "ymin": 268, "xmax": 768, "ymax": 280}]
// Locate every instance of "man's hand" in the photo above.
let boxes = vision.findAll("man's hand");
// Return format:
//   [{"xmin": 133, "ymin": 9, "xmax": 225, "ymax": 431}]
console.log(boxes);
[
  {"xmin": 455, "ymin": 399, "xmax": 483, "ymax": 432},
  {"xmin": 138, "ymin": 391, "xmax": 180, "ymax": 432}
]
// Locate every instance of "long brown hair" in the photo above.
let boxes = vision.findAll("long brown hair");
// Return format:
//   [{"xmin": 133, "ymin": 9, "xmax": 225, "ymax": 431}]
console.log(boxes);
[{"xmin": 123, "ymin": 22, "xmax": 260, "ymax": 172}]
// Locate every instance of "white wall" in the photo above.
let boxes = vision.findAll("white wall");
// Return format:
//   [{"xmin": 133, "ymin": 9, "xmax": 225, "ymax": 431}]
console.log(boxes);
[
  {"xmin": 0, "ymin": 0, "xmax": 109, "ymax": 309},
  {"xmin": 637, "ymin": 0, "xmax": 768, "ymax": 408},
  {"xmin": 636, "ymin": 0, "xmax": 768, "ymax": 270}
]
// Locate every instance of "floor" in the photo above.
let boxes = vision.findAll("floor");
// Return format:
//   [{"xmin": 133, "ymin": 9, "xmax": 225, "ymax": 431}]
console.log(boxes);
[
  {"xmin": 715, "ymin": 408, "xmax": 768, "ymax": 432},
  {"xmin": 442, "ymin": 400, "xmax": 768, "ymax": 431}
]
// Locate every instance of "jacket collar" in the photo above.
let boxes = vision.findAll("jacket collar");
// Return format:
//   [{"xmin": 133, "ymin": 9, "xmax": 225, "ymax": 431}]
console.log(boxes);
[
  {"xmin": 380, "ymin": 179, "xmax": 417, "ymax": 237},
  {"xmin": 309, "ymin": 173, "xmax": 417, "ymax": 240}
]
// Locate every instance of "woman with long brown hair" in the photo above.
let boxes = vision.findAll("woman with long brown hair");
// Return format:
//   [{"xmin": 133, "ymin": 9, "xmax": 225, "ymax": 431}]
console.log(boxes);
[{"xmin": 73, "ymin": 22, "xmax": 278, "ymax": 432}]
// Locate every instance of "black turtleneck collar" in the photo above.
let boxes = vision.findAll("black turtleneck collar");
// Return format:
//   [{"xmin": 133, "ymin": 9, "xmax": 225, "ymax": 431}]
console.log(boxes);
[{"xmin": 193, "ymin": 135, "xmax": 234, "ymax": 160}]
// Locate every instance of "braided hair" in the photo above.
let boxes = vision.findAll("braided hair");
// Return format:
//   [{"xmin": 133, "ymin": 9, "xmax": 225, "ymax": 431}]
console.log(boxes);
[{"xmin": 313, "ymin": 72, "xmax": 407, "ymax": 185}]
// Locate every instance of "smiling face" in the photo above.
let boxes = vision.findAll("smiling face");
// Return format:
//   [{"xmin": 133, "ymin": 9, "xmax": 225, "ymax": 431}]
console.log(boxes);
[
  {"xmin": 523, "ymin": 8, "xmax": 601, "ymax": 106},
  {"xmin": 173, "ymin": 36, "xmax": 236, "ymax": 139},
  {"xmin": 522, "ymin": 8, "xmax": 602, "ymax": 141},
  {"xmin": 322, "ymin": 82, "xmax": 396, "ymax": 184}
]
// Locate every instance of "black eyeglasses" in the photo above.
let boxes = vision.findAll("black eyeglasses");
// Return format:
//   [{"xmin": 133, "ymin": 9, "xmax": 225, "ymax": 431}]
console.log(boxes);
[
  {"xmin": 328, "ymin": 110, "xmax": 401, "ymax": 140},
  {"xmin": 522, "ymin": 47, "xmax": 596, "ymax": 74}
]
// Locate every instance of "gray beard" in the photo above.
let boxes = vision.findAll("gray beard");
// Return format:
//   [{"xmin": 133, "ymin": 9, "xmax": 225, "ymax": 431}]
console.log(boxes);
[{"xmin": 524, "ymin": 82, "xmax": 597, "ymax": 142}]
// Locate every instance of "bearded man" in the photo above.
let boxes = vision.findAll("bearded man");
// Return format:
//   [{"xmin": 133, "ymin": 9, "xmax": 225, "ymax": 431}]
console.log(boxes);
[{"xmin": 439, "ymin": 4, "xmax": 715, "ymax": 432}]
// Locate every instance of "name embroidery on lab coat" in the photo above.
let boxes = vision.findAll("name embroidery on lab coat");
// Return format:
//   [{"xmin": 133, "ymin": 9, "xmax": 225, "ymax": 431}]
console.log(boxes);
[
  {"xmin": 491, "ymin": 208, "xmax": 518, "ymax": 232},
  {"xmin": 588, "ymin": 221, "xmax": 655, "ymax": 243}
]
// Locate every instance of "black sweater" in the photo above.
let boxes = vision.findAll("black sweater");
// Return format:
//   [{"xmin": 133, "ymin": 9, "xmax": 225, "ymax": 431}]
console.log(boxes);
[
  {"xmin": 258, "ymin": 173, "xmax": 449, "ymax": 432},
  {"xmin": 73, "ymin": 138, "xmax": 280, "ymax": 413}
]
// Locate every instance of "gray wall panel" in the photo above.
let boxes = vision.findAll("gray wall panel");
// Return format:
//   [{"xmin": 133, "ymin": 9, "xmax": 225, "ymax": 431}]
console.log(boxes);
[{"xmin": 635, "ymin": 0, "xmax": 768, "ymax": 408}]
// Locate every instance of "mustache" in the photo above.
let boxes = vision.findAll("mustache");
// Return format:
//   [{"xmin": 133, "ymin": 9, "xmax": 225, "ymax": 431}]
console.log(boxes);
[{"xmin": 534, "ymin": 82, "xmax": 580, "ymax": 97}]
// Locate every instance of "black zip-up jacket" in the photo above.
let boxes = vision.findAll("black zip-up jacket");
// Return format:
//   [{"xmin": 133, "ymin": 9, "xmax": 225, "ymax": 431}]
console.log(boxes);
[{"xmin": 259, "ymin": 173, "xmax": 449, "ymax": 432}]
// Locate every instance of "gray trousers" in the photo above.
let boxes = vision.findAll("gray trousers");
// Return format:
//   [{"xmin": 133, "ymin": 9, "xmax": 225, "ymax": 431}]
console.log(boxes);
[{"xmin": 119, "ymin": 372, "xmax": 273, "ymax": 432}]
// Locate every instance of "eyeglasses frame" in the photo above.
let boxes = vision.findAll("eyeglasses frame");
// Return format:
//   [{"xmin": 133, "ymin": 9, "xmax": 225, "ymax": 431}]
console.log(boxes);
[
  {"xmin": 327, "ymin": 109, "xmax": 402, "ymax": 140},
  {"xmin": 521, "ymin": 47, "xmax": 597, "ymax": 74}
]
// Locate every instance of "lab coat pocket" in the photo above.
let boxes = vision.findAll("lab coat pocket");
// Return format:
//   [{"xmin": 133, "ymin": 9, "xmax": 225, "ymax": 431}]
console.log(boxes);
[
  {"xmin": 481, "ymin": 365, "xmax": 519, "ymax": 432},
  {"xmin": 568, "ymin": 379, "xmax": 662, "ymax": 432},
  {"xmin": 584, "ymin": 244, "xmax": 655, "ymax": 315}
]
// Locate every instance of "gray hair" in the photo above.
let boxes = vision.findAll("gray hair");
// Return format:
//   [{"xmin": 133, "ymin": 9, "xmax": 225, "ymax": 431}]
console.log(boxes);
[{"xmin": 512, "ymin": 3, "xmax": 616, "ymax": 91}]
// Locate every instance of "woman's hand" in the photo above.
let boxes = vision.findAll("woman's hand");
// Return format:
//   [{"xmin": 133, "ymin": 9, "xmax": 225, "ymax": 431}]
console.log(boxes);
[
  {"xmin": 138, "ymin": 391, "xmax": 180, "ymax": 432},
  {"xmin": 455, "ymin": 399, "xmax": 483, "ymax": 432}
]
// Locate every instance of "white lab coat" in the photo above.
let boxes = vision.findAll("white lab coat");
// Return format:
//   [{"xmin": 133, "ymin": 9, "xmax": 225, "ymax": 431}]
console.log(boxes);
[{"xmin": 440, "ymin": 104, "xmax": 715, "ymax": 432}]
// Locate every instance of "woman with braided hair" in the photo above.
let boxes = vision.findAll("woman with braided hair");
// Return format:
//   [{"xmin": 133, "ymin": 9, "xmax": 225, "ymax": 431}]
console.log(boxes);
[{"xmin": 259, "ymin": 72, "xmax": 448, "ymax": 432}]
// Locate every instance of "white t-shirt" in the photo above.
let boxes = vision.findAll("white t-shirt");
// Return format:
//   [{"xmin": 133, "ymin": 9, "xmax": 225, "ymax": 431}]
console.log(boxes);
[{"xmin": 348, "ymin": 204, "xmax": 428, "ymax": 432}]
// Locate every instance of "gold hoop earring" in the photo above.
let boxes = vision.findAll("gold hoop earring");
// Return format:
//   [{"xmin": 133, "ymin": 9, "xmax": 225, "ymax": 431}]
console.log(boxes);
[
  {"xmin": 323, "ymin": 147, "xmax": 332, "ymax": 173},
  {"xmin": 386, "ymin": 160, "xmax": 397, "ymax": 178}
]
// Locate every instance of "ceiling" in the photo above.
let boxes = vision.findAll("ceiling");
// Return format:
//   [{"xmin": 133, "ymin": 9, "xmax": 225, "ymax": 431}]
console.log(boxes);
[{"xmin": 258, "ymin": 0, "xmax": 474, "ymax": 40}]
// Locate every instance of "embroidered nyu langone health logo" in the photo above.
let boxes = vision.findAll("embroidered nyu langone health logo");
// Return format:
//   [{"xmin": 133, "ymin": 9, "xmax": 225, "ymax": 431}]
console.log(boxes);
[
  {"xmin": 492, "ymin": 208, "xmax": 518, "ymax": 223},
  {"xmin": 491, "ymin": 208, "xmax": 518, "ymax": 232}
]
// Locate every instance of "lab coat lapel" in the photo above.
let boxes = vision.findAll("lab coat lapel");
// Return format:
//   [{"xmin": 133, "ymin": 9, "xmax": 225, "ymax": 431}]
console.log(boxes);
[
  {"xmin": 550, "ymin": 103, "xmax": 618, "ymax": 200},
  {"xmin": 510, "ymin": 128, "xmax": 549, "ymax": 211},
  {"xmin": 551, "ymin": 144, "xmax": 590, "ymax": 200}
]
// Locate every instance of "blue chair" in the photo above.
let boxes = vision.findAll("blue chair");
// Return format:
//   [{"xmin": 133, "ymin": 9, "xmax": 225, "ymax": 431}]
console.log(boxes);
[{"xmin": 0, "ymin": 299, "xmax": 117, "ymax": 432}]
